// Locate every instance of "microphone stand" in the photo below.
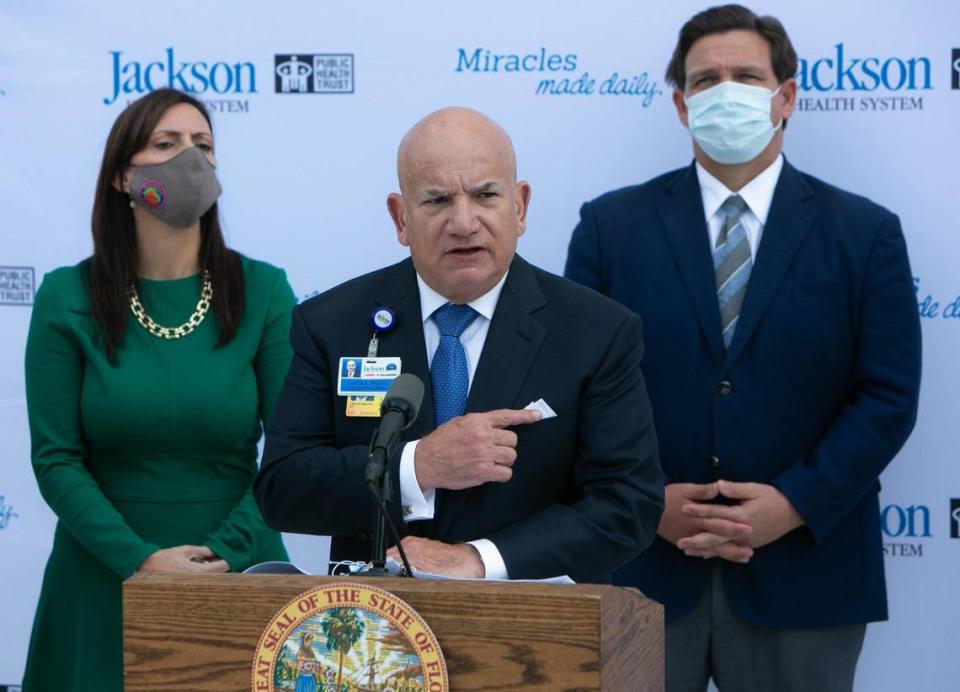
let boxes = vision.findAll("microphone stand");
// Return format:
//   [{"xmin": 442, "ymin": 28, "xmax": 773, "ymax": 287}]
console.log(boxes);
[
  {"xmin": 362, "ymin": 441, "xmax": 414, "ymax": 578},
  {"xmin": 359, "ymin": 374, "xmax": 423, "ymax": 579}
]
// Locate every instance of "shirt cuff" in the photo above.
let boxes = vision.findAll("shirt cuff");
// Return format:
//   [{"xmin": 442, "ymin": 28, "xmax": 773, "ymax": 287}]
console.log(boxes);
[
  {"xmin": 468, "ymin": 538, "xmax": 509, "ymax": 580},
  {"xmin": 399, "ymin": 440, "xmax": 435, "ymax": 522}
]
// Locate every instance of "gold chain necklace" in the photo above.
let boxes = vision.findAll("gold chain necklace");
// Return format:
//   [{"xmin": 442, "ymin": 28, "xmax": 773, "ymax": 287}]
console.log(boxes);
[{"xmin": 128, "ymin": 271, "xmax": 213, "ymax": 340}]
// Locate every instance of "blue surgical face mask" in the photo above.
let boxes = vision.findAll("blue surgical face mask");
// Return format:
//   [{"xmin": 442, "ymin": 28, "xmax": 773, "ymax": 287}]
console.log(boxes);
[{"xmin": 684, "ymin": 81, "xmax": 783, "ymax": 165}]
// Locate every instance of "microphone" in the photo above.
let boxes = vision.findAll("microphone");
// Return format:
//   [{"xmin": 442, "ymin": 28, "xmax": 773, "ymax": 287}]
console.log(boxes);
[{"xmin": 365, "ymin": 374, "xmax": 424, "ymax": 483}]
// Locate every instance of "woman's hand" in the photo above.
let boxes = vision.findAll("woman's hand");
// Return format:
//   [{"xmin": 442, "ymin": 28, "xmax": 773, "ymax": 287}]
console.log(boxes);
[{"xmin": 137, "ymin": 545, "xmax": 229, "ymax": 573}]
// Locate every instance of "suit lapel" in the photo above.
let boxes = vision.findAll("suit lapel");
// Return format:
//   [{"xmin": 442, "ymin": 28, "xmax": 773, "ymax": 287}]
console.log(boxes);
[
  {"xmin": 464, "ymin": 256, "xmax": 547, "ymax": 414},
  {"xmin": 434, "ymin": 255, "xmax": 547, "ymax": 538},
  {"xmin": 657, "ymin": 164, "xmax": 726, "ymax": 365},
  {"xmin": 722, "ymin": 160, "xmax": 818, "ymax": 369}
]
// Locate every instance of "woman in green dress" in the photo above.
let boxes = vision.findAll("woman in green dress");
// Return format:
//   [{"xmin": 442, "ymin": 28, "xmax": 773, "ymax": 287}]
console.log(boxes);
[{"xmin": 22, "ymin": 88, "xmax": 295, "ymax": 691}]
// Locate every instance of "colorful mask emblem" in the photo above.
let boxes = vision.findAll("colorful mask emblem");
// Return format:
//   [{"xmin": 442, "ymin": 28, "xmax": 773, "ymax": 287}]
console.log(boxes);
[{"xmin": 138, "ymin": 180, "xmax": 166, "ymax": 209}]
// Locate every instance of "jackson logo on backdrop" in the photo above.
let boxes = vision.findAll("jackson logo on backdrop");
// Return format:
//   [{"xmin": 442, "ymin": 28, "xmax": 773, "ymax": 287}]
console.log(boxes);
[
  {"xmin": 252, "ymin": 583, "xmax": 447, "ymax": 691},
  {"xmin": 104, "ymin": 48, "xmax": 258, "ymax": 113},
  {"xmin": 951, "ymin": 49, "xmax": 960, "ymax": 90},
  {"xmin": 103, "ymin": 49, "xmax": 356, "ymax": 112},
  {"xmin": 881, "ymin": 501, "xmax": 932, "ymax": 557},
  {"xmin": 0, "ymin": 267, "xmax": 35, "ymax": 306},
  {"xmin": 950, "ymin": 499, "xmax": 960, "ymax": 539},
  {"xmin": 274, "ymin": 54, "xmax": 354, "ymax": 94},
  {"xmin": 795, "ymin": 43, "xmax": 932, "ymax": 113}
]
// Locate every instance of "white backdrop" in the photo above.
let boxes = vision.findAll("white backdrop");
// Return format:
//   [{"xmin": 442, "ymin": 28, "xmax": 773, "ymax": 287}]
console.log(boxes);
[{"xmin": 1, "ymin": 1, "xmax": 958, "ymax": 689}]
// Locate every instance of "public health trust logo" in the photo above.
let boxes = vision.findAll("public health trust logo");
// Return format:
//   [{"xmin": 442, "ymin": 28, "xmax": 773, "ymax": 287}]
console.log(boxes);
[
  {"xmin": 274, "ymin": 54, "xmax": 354, "ymax": 94},
  {"xmin": 0, "ymin": 266, "xmax": 35, "ymax": 306}
]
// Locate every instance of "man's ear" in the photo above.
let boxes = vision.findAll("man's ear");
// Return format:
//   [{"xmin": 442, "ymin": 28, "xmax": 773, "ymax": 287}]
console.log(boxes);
[
  {"xmin": 387, "ymin": 193, "xmax": 409, "ymax": 247},
  {"xmin": 673, "ymin": 88, "xmax": 690, "ymax": 128},
  {"xmin": 514, "ymin": 181, "xmax": 532, "ymax": 235},
  {"xmin": 778, "ymin": 77, "xmax": 798, "ymax": 121}
]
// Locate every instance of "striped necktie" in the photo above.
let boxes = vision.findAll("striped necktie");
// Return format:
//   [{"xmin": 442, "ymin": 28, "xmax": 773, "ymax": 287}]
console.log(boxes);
[
  {"xmin": 713, "ymin": 194, "xmax": 752, "ymax": 349},
  {"xmin": 430, "ymin": 303, "xmax": 479, "ymax": 426}
]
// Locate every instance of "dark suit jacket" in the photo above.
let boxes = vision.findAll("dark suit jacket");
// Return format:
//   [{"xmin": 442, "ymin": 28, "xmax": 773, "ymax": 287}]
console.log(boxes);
[
  {"xmin": 565, "ymin": 160, "xmax": 921, "ymax": 627},
  {"xmin": 255, "ymin": 255, "xmax": 664, "ymax": 582}
]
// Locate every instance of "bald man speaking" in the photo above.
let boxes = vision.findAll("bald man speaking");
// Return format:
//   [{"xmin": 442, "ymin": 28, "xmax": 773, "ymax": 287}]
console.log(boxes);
[{"xmin": 255, "ymin": 108, "xmax": 663, "ymax": 582}]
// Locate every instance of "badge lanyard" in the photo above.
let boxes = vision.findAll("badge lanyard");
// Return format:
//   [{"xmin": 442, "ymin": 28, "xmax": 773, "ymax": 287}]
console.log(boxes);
[{"xmin": 367, "ymin": 306, "xmax": 396, "ymax": 357}]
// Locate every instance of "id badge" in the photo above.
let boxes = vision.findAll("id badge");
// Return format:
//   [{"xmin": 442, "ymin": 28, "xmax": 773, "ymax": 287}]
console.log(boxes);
[{"xmin": 337, "ymin": 356, "xmax": 401, "ymax": 396}]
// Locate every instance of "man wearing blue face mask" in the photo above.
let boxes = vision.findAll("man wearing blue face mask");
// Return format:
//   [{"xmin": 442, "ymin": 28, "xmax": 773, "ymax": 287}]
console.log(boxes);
[{"xmin": 565, "ymin": 4, "xmax": 921, "ymax": 691}]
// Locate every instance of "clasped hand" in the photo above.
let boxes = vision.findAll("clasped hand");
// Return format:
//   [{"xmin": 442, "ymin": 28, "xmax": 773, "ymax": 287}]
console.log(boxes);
[
  {"xmin": 659, "ymin": 480, "xmax": 804, "ymax": 564},
  {"xmin": 137, "ymin": 545, "xmax": 229, "ymax": 573}
]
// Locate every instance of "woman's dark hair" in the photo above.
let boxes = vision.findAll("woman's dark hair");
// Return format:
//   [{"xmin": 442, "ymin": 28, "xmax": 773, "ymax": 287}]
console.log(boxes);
[
  {"xmin": 87, "ymin": 88, "xmax": 244, "ymax": 361},
  {"xmin": 665, "ymin": 4, "xmax": 798, "ymax": 90}
]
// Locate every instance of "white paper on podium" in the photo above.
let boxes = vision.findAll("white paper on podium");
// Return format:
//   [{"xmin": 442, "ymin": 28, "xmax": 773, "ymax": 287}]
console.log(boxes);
[
  {"xmin": 385, "ymin": 557, "xmax": 575, "ymax": 584},
  {"xmin": 243, "ymin": 559, "xmax": 574, "ymax": 584}
]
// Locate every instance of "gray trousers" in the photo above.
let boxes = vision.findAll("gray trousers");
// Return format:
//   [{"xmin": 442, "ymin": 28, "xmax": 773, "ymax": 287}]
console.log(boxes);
[{"xmin": 666, "ymin": 564, "xmax": 866, "ymax": 692}]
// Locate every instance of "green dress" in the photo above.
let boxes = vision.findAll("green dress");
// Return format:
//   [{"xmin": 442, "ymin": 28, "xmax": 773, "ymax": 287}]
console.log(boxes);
[{"xmin": 22, "ymin": 256, "xmax": 295, "ymax": 691}]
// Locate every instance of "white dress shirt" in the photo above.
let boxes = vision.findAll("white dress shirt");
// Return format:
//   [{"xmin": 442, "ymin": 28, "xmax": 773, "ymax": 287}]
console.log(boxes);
[
  {"xmin": 398, "ymin": 271, "xmax": 510, "ymax": 579},
  {"xmin": 695, "ymin": 153, "xmax": 784, "ymax": 259}
]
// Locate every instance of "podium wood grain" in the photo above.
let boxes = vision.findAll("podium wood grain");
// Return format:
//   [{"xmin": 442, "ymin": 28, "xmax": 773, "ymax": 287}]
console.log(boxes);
[{"xmin": 124, "ymin": 573, "xmax": 663, "ymax": 691}]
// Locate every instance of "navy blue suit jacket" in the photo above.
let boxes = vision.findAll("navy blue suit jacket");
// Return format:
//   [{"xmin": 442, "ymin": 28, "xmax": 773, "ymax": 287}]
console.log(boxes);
[
  {"xmin": 565, "ymin": 160, "xmax": 921, "ymax": 628},
  {"xmin": 255, "ymin": 255, "xmax": 664, "ymax": 583}
]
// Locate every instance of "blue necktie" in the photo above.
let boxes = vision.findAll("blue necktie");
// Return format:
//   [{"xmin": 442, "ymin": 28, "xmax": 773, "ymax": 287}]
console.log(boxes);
[
  {"xmin": 431, "ymin": 303, "xmax": 479, "ymax": 426},
  {"xmin": 713, "ymin": 195, "xmax": 752, "ymax": 349}
]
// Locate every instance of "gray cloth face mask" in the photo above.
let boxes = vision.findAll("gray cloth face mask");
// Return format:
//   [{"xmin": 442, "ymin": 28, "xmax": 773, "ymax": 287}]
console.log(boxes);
[{"xmin": 127, "ymin": 146, "xmax": 222, "ymax": 228}]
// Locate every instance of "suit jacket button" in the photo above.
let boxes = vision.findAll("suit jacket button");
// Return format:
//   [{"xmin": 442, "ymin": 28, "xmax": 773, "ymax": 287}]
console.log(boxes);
[
  {"xmin": 717, "ymin": 380, "xmax": 733, "ymax": 396},
  {"xmin": 709, "ymin": 455, "xmax": 720, "ymax": 468}
]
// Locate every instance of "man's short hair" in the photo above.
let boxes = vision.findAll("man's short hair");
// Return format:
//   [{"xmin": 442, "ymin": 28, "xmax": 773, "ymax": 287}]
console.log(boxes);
[{"xmin": 665, "ymin": 4, "xmax": 798, "ymax": 90}]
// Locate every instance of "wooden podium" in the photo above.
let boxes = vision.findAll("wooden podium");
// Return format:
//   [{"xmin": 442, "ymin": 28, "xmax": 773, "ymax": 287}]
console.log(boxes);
[{"xmin": 124, "ymin": 573, "xmax": 663, "ymax": 691}]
